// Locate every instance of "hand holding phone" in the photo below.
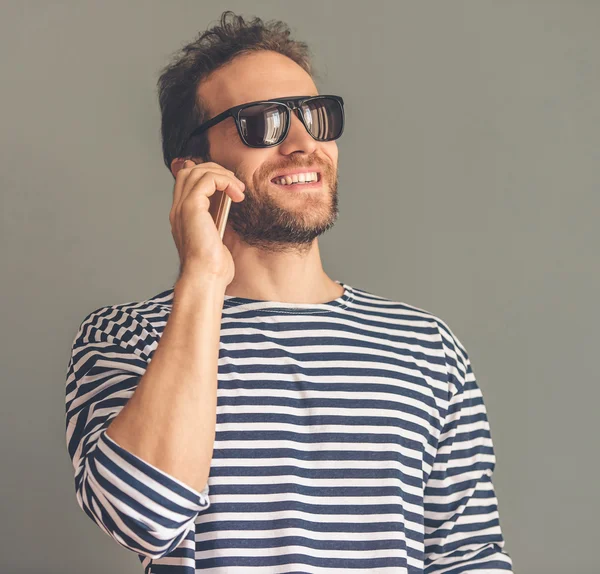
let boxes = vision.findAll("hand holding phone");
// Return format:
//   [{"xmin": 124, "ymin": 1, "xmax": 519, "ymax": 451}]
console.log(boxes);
[{"xmin": 170, "ymin": 159, "xmax": 245, "ymax": 284}]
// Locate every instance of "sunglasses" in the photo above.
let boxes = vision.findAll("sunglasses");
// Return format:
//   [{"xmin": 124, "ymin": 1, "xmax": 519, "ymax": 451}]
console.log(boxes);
[{"xmin": 183, "ymin": 95, "xmax": 345, "ymax": 149}]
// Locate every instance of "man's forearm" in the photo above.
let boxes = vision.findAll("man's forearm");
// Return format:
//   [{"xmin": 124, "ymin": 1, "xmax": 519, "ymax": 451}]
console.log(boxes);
[{"xmin": 105, "ymin": 273, "xmax": 227, "ymax": 493}]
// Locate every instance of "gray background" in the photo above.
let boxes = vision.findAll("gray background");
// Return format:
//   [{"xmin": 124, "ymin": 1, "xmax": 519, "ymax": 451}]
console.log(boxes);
[{"xmin": 2, "ymin": 1, "xmax": 598, "ymax": 573}]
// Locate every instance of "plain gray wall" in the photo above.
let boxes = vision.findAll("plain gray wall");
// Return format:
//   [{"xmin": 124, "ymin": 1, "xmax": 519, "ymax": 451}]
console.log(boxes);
[{"xmin": 2, "ymin": 1, "xmax": 598, "ymax": 573}]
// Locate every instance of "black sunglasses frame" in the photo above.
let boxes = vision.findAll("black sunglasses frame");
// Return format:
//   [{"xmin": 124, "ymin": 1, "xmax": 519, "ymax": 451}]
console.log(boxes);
[{"xmin": 183, "ymin": 95, "xmax": 345, "ymax": 150}]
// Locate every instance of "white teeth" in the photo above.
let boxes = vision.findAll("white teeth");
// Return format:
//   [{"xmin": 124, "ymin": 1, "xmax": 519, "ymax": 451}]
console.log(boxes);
[{"xmin": 273, "ymin": 172, "xmax": 318, "ymax": 185}]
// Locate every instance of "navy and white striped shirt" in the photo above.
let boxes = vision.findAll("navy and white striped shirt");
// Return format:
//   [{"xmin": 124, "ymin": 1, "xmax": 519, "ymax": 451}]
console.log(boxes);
[{"xmin": 65, "ymin": 281, "xmax": 513, "ymax": 573}]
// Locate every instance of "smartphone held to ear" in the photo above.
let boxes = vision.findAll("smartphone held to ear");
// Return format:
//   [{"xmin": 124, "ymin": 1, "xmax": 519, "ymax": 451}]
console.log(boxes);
[{"xmin": 208, "ymin": 189, "xmax": 232, "ymax": 240}]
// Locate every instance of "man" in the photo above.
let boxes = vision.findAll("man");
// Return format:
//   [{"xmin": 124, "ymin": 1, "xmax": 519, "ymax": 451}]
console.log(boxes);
[{"xmin": 65, "ymin": 11, "xmax": 513, "ymax": 573}]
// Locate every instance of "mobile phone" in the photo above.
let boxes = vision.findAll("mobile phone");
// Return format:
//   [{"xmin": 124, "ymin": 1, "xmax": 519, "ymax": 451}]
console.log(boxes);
[{"xmin": 208, "ymin": 188, "xmax": 232, "ymax": 240}]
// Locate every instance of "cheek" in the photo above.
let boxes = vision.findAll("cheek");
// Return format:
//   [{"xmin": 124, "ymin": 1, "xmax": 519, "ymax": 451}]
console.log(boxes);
[
  {"xmin": 210, "ymin": 142, "xmax": 257, "ymax": 182},
  {"xmin": 235, "ymin": 160, "xmax": 267, "ymax": 189},
  {"xmin": 328, "ymin": 142, "xmax": 339, "ymax": 161},
  {"xmin": 321, "ymin": 144, "xmax": 339, "ymax": 177},
  {"xmin": 242, "ymin": 152, "xmax": 279, "ymax": 187},
  {"xmin": 321, "ymin": 142, "xmax": 338, "ymax": 167}
]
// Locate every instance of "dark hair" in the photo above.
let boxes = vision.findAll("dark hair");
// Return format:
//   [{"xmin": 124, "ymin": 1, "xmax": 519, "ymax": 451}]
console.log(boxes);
[{"xmin": 156, "ymin": 10, "xmax": 317, "ymax": 173}]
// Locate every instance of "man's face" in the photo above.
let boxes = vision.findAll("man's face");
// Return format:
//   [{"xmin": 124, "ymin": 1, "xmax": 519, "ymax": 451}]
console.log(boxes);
[{"xmin": 196, "ymin": 51, "xmax": 339, "ymax": 253}]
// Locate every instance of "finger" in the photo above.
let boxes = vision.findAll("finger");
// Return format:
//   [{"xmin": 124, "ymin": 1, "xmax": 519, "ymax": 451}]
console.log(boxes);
[
  {"xmin": 182, "ymin": 160, "xmax": 244, "ymax": 190},
  {"xmin": 176, "ymin": 172, "xmax": 244, "ymax": 229},
  {"xmin": 171, "ymin": 160, "xmax": 246, "ymax": 229},
  {"xmin": 184, "ymin": 164, "xmax": 244, "ymax": 199},
  {"xmin": 171, "ymin": 161, "xmax": 240, "ymax": 225},
  {"xmin": 180, "ymin": 171, "xmax": 246, "ymax": 212},
  {"xmin": 180, "ymin": 161, "xmax": 244, "ymax": 201},
  {"xmin": 198, "ymin": 161, "xmax": 243, "ymax": 184},
  {"xmin": 171, "ymin": 170, "xmax": 245, "ymax": 231},
  {"xmin": 171, "ymin": 160, "xmax": 195, "ymax": 217}
]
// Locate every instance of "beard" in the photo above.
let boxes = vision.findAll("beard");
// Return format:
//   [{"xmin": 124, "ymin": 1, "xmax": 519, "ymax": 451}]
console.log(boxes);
[{"xmin": 225, "ymin": 155, "xmax": 339, "ymax": 254}]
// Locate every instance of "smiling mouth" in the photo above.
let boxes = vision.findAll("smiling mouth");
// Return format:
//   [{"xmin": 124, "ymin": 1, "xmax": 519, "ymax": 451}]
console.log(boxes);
[{"xmin": 270, "ymin": 173, "xmax": 323, "ymax": 188}]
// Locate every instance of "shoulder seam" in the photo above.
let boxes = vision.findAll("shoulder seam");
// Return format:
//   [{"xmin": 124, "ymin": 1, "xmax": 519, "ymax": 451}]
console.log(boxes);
[{"xmin": 433, "ymin": 318, "xmax": 466, "ymax": 398}]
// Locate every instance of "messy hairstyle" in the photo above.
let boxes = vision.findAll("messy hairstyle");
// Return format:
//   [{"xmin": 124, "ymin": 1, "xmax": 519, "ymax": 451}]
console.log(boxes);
[{"xmin": 157, "ymin": 10, "xmax": 317, "ymax": 173}]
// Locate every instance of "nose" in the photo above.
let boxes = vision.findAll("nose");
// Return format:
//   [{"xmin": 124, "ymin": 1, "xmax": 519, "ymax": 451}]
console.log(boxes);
[{"xmin": 277, "ymin": 108, "xmax": 318, "ymax": 155}]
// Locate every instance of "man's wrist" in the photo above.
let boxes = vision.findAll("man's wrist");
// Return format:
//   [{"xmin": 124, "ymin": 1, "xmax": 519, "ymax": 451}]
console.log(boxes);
[{"xmin": 174, "ymin": 269, "xmax": 229, "ymax": 299}]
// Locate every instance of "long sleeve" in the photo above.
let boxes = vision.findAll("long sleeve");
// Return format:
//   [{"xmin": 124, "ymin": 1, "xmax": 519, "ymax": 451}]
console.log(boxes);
[
  {"xmin": 65, "ymin": 306, "xmax": 210, "ymax": 560},
  {"xmin": 423, "ymin": 322, "xmax": 513, "ymax": 573}
]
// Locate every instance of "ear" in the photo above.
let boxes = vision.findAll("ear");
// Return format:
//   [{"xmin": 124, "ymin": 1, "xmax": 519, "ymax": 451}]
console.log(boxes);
[
  {"xmin": 170, "ymin": 157, "xmax": 186, "ymax": 178},
  {"xmin": 170, "ymin": 157, "xmax": 204, "ymax": 178}
]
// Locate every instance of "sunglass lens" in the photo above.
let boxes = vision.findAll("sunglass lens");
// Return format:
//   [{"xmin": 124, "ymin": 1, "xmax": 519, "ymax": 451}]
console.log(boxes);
[
  {"xmin": 301, "ymin": 98, "xmax": 344, "ymax": 141},
  {"xmin": 238, "ymin": 103, "xmax": 288, "ymax": 147}
]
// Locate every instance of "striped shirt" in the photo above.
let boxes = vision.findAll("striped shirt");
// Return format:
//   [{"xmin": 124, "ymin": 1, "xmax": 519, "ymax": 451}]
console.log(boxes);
[{"xmin": 65, "ymin": 281, "xmax": 513, "ymax": 573}]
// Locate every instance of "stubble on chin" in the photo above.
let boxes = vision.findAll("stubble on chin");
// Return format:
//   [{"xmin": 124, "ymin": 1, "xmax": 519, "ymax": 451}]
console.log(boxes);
[{"xmin": 226, "ymin": 168, "xmax": 339, "ymax": 252}]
